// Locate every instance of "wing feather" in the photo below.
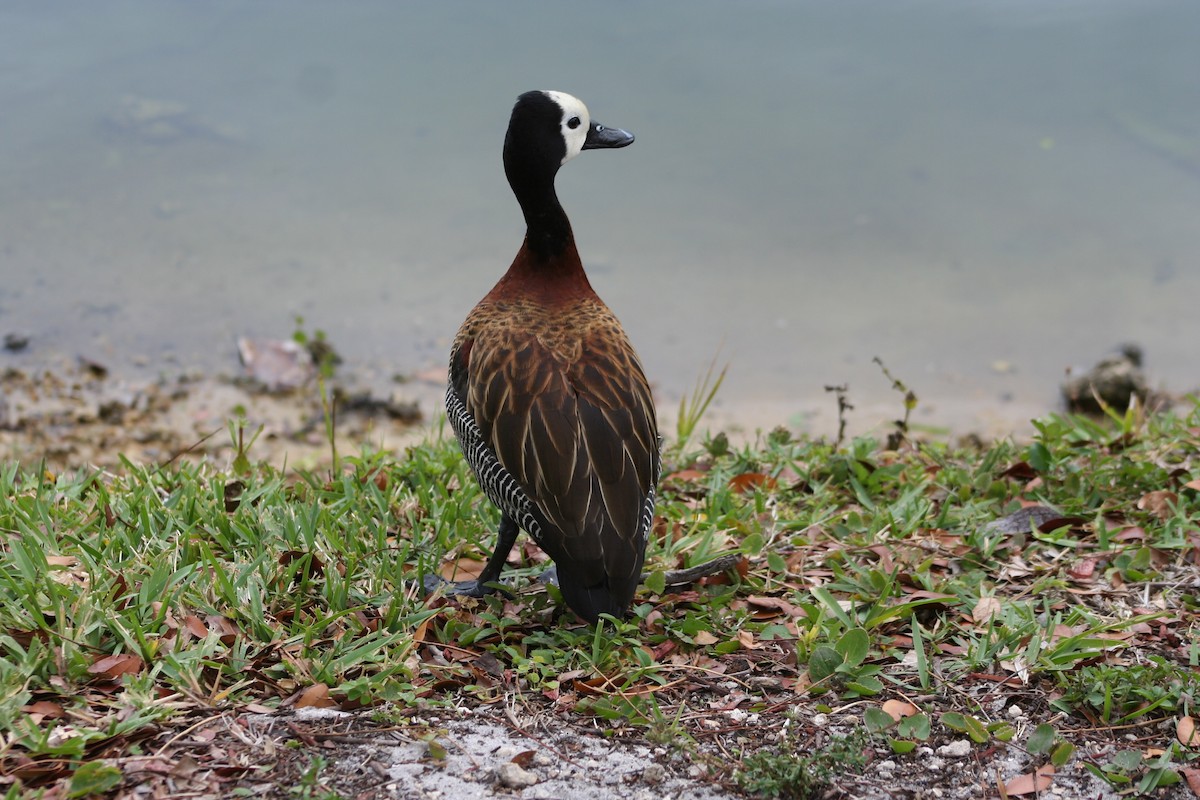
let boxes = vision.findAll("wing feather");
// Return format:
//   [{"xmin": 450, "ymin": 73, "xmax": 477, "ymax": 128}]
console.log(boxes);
[{"xmin": 461, "ymin": 314, "xmax": 659, "ymax": 590}]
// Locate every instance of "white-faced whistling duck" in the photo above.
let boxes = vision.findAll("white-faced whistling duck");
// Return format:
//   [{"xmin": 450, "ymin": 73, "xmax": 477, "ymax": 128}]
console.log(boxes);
[{"xmin": 439, "ymin": 90, "xmax": 660, "ymax": 624}]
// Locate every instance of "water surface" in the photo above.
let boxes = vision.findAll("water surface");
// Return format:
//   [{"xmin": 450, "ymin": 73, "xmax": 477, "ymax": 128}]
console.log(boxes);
[{"xmin": 2, "ymin": 1, "xmax": 1198, "ymax": 433}]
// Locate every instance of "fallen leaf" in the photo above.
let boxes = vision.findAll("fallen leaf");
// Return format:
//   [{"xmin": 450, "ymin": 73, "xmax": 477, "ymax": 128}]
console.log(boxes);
[
  {"xmin": 1067, "ymin": 558, "xmax": 1096, "ymax": 580},
  {"xmin": 972, "ymin": 597, "xmax": 1002, "ymax": 624},
  {"xmin": 182, "ymin": 615, "xmax": 209, "ymax": 638},
  {"xmin": 1182, "ymin": 767, "xmax": 1200, "ymax": 795},
  {"xmin": 412, "ymin": 614, "xmax": 433, "ymax": 645},
  {"xmin": 1003, "ymin": 764, "xmax": 1054, "ymax": 795},
  {"xmin": 1137, "ymin": 490, "xmax": 1177, "ymax": 520},
  {"xmin": 295, "ymin": 682, "xmax": 334, "ymax": 709},
  {"xmin": 87, "ymin": 653, "xmax": 144, "ymax": 679},
  {"xmin": 693, "ymin": 630, "xmax": 719, "ymax": 646},
  {"xmin": 1001, "ymin": 461, "xmax": 1038, "ymax": 480},
  {"xmin": 440, "ymin": 558, "xmax": 485, "ymax": 581},
  {"xmin": 746, "ymin": 596, "xmax": 801, "ymax": 618},
  {"xmin": 1178, "ymin": 716, "xmax": 1199, "ymax": 747},
  {"xmin": 1112, "ymin": 526, "xmax": 1147, "ymax": 542},
  {"xmin": 882, "ymin": 699, "xmax": 918, "ymax": 721},
  {"xmin": 728, "ymin": 472, "xmax": 777, "ymax": 493},
  {"xmin": 22, "ymin": 700, "xmax": 65, "ymax": 721},
  {"xmin": 169, "ymin": 755, "xmax": 201, "ymax": 779},
  {"xmin": 736, "ymin": 629, "xmax": 759, "ymax": 650}
]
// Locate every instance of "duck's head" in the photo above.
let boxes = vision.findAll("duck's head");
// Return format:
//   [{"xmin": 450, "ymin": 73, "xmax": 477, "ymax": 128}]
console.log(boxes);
[{"xmin": 503, "ymin": 90, "xmax": 634, "ymax": 190}]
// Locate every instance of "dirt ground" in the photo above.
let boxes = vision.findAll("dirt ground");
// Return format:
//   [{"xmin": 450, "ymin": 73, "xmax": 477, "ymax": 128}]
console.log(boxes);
[
  {"xmin": 0, "ymin": 354, "xmax": 435, "ymax": 472},
  {"xmin": 106, "ymin": 700, "xmax": 1178, "ymax": 800}
]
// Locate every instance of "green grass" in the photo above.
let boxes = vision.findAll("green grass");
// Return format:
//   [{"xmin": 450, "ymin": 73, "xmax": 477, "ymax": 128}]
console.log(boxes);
[{"xmin": 2, "ymin": 397, "xmax": 1200, "ymax": 796}]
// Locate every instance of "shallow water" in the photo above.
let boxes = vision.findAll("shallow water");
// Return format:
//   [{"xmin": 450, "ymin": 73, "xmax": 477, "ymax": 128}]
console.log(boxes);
[{"xmin": 2, "ymin": 1, "xmax": 1198, "ymax": 434}]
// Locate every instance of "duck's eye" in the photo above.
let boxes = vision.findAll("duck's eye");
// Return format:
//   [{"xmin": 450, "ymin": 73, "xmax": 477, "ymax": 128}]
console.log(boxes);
[{"xmin": 567, "ymin": 116, "xmax": 582, "ymax": 129}]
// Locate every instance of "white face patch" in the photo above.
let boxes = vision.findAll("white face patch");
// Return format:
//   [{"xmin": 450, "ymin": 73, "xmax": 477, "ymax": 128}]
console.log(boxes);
[{"xmin": 544, "ymin": 90, "xmax": 590, "ymax": 166}]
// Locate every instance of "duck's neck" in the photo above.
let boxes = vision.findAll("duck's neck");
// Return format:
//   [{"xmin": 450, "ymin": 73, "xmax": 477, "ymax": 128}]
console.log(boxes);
[
  {"xmin": 503, "ymin": 166, "xmax": 591, "ymax": 289},
  {"xmin": 520, "ymin": 195, "xmax": 575, "ymax": 263}
]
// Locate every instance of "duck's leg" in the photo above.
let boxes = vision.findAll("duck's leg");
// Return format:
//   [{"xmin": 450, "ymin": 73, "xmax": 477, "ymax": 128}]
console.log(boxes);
[{"xmin": 423, "ymin": 515, "xmax": 519, "ymax": 598}]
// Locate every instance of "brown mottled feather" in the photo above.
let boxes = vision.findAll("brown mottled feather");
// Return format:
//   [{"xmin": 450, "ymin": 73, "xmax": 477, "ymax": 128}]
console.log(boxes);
[{"xmin": 453, "ymin": 290, "xmax": 658, "ymax": 588}]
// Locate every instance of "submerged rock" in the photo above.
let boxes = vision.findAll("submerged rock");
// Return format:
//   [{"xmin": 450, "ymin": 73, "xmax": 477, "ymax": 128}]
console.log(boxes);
[
  {"xmin": 105, "ymin": 95, "xmax": 241, "ymax": 144},
  {"xmin": 237, "ymin": 337, "xmax": 316, "ymax": 393},
  {"xmin": 1061, "ymin": 344, "xmax": 1151, "ymax": 414},
  {"xmin": 3, "ymin": 332, "xmax": 30, "ymax": 352}
]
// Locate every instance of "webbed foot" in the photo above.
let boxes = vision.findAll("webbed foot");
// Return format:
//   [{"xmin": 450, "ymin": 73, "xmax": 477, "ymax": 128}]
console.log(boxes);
[{"xmin": 422, "ymin": 573, "xmax": 514, "ymax": 600}]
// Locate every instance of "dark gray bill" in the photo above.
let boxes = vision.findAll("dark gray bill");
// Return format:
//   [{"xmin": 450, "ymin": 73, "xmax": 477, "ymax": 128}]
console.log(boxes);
[{"xmin": 583, "ymin": 120, "xmax": 634, "ymax": 149}]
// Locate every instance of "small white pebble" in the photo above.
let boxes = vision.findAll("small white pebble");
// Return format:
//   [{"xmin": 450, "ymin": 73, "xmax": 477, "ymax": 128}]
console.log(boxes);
[
  {"xmin": 726, "ymin": 708, "xmax": 749, "ymax": 724},
  {"xmin": 700, "ymin": 718, "xmax": 720, "ymax": 730},
  {"xmin": 533, "ymin": 751, "xmax": 554, "ymax": 767},
  {"xmin": 876, "ymin": 760, "xmax": 897, "ymax": 774},
  {"xmin": 496, "ymin": 762, "xmax": 538, "ymax": 789},
  {"xmin": 925, "ymin": 756, "xmax": 945, "ymax": 771},
  {"xmin": 937, "ymin": 740, "xmax": 972, "ymax": 759},
  {"xmin": 687, "ymin": 765, "xmax": 704, "ymax": 778},
  {"xmin": 811, "ymin": 713, "xmax": 829, "ymax": 727},
  {"xmin": 1007, "ymin": 705, "xmax": 1025, "ymax": 719},
  {"xmin": 930, "ymin": 789, "xmax": 943, "ymax": 798}
]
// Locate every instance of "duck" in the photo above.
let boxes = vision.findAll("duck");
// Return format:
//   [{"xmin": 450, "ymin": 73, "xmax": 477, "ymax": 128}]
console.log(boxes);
[{"xmin": 440, "ymin": 90, "xmax": 660, "ymax": 623}]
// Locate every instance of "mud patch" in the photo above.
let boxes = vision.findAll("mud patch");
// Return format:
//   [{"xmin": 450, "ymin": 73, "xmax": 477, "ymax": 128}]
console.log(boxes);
[{"xmin": 0, "ymin": 360, "xmax": 434, "ymax": 471}]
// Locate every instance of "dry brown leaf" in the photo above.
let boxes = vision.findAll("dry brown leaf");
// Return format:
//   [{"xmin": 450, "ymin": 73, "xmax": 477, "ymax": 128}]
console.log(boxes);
[
  {"xmin": 295, "ymin": 682, "xmax": 335, "ymax": 709},
  {"xmin": 440, "ymin": 558, "xmax": 485, "ymax": 581},
  {"xmin": 412, "ymin": 614, "xmax": 433, "ymax": 645},
  {"xmin": 1067, "ymin": 558, "xmax": 1096, "ymax": 580},
  {"xmin": 1003, "ymin": 764, "xmax": 1054, "ymax": 795},
  {"xmin": 746, "ymin": 596, "xmax": 801, "ymax": 618},
  {"xmin": 666, "ymin": 469, "xmax": 708, "ymax": 483},
  {"xmin": 182, "ymin": 614, "xmax": 209, "ymax": 638},
  {"xmin": 728, "ymin": 472, "xmax": 777, "ymax": 493},
  {"xmin": 881, "ymin": 699, "xmax": 918, "ymax": 721},
  {"xmin": 22, "ymin": 700, "xmax": 65, "ymax": 722},
  {"xmin": 693, "ymin": 630, "xmax": 719, "ymax": 646},
  {"xmin": 1112, "ymin": 526, "xmax": 1147, "ymax": 542},
  {"xmin": 207, "ymin": 615, "xmax": 240, "ymax": 642},
  {"xmin": 736, "ymin": 629, "xmax": 759, "ymax": 650},
  {"xmin": 972, "ymin": 597, "xmax": 1002, "ymax": 624},
  {"xmin": 1177, "ymin": 716, "xmax": 1199, "ymax": 747},
  {"xmin": 1137, "ymin": 490, "xmax": 1177, "ymax": 520},
  {"xmin": 1182, "ymin": 766, "xmax": 1200, "ymax": 795},
  {"xmin": 1001, "ymin": 461, "xmax": 1038, "ymax": 481},
  {"xmin": 87, "ymin": 653, "xmax": 144, "ymax": 679},
  {"xmin": 169, "ymin": 754, "xmax": 201, "ymax": 778}
]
